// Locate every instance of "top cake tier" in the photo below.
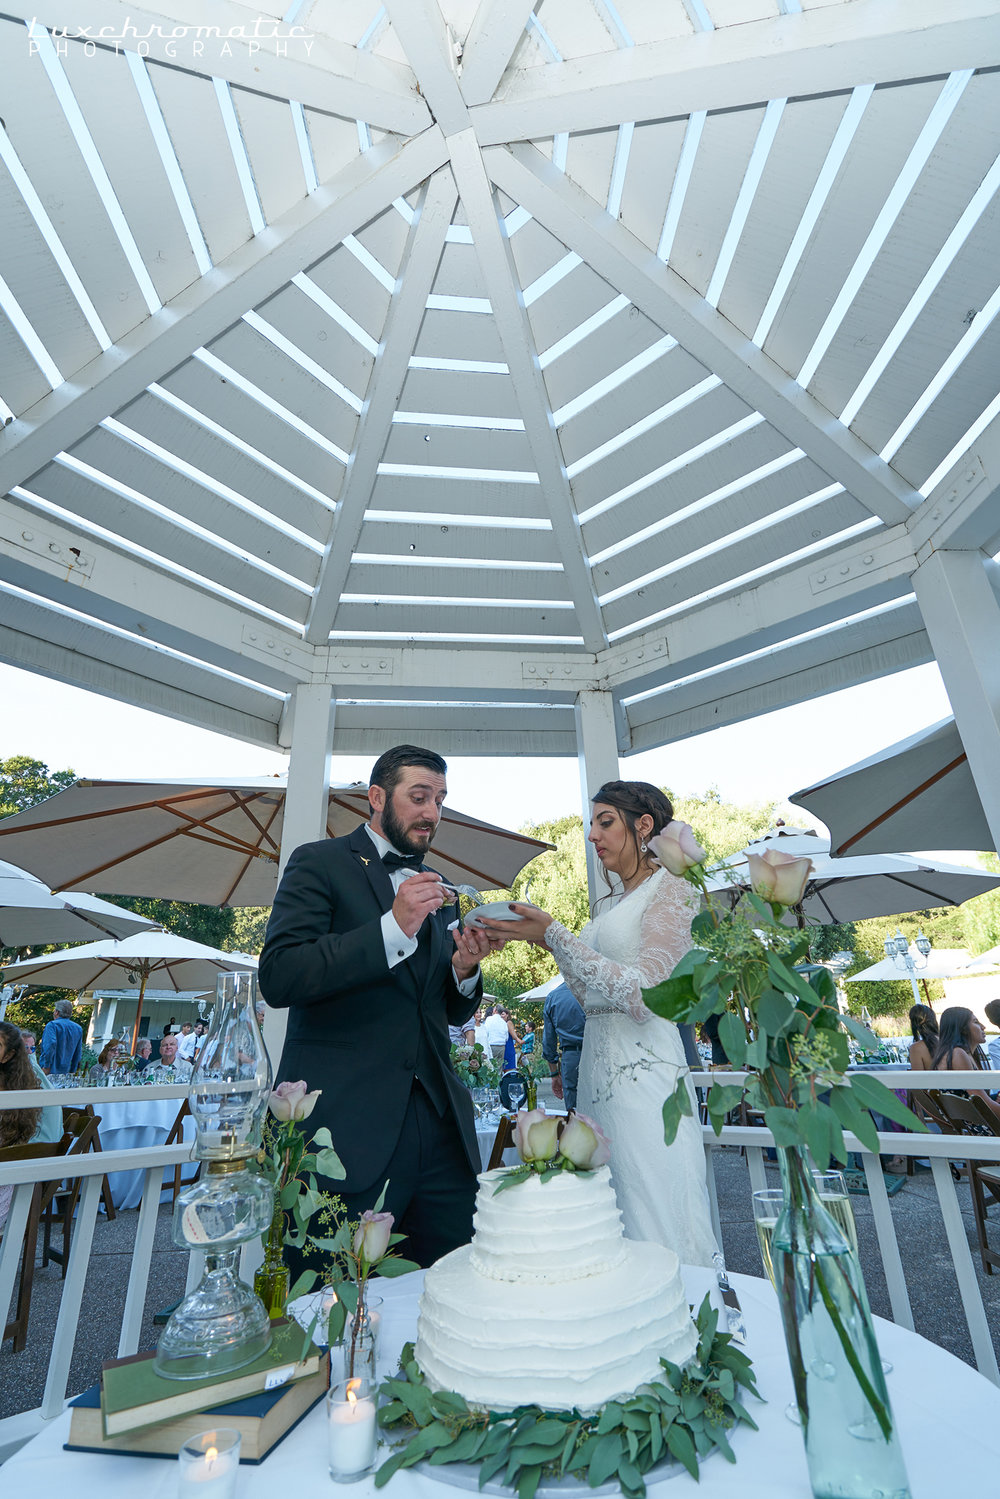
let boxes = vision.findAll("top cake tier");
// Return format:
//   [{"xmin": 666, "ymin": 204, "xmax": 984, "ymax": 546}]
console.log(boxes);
[{"xmin": 469, "ymin": 1165, "xmax": 627, "ymax": 1284}]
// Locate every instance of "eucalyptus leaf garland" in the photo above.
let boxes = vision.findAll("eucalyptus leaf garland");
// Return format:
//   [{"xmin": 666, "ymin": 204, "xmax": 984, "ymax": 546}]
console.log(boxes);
[{"xmin": 375, "ymin": 1298, "xmax": 760, "ymax": 1498}]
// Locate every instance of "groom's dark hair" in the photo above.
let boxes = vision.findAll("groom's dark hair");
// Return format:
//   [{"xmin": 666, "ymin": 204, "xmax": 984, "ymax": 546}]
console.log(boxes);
[{"xmin": 370, "ymin": 744, "xmax": 448, "ymax": 798}]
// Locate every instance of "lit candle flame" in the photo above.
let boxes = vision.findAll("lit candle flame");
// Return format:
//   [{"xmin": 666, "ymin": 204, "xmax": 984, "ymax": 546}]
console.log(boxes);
[
  {"xmin": 346, "ymin": 1377, "xmax": 361, "ymax": 1406},
  {"xmin": 206, "ymin": 1446, "xmax": 218, "ymax": 1464}
]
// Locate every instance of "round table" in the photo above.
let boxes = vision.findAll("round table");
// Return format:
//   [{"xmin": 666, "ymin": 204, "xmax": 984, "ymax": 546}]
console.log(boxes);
[
  {"xmin": 6, "ymin": 1265, "xmax": 998, "ymax": 1495},
  {"xmin": 90, "ymin": 1094, "xmax": 198, "ymax": 1209}
]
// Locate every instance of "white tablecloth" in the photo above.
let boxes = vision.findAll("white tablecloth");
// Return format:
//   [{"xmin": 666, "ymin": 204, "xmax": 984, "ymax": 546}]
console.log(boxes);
[
  {"xmin": 7, "ymin": 1266, "xmax": 998, "ymax": 1495},
  {"xmin": 91, "ymin": 1096, "xmax": 197, "ymax": 1209}
]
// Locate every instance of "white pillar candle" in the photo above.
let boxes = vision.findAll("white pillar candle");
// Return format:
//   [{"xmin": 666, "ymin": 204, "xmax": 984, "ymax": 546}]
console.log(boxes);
[
  {"xmin": 328, "ymin": 1378, "xmax": 377, "ymax": 1481},
  {"xmin": 178, "ymin": 1429, "xmax": 240, "ymax": 1499}
]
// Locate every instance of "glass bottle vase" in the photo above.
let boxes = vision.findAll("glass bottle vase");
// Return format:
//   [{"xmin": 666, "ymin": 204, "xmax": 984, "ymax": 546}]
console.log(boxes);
[
  {"xmin": 254, "ymin": 1197, "xmax": 290, "ymax": 1320},
  {"xmin": 772, "ymin": 1147, "xmax": 911, "ymax": 1499}
]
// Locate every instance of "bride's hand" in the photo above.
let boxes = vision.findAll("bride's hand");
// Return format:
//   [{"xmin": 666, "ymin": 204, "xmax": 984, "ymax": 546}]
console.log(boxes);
[{"xmin": 477, "ymin": 903, "xmax": 553, "ymax": 949}]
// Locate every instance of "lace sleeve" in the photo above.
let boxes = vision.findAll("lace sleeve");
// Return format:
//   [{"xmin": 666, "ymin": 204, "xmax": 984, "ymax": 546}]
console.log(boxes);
[{"xmin": 544, "ymin": 875, "xmax": 697, "ymax": 1023}]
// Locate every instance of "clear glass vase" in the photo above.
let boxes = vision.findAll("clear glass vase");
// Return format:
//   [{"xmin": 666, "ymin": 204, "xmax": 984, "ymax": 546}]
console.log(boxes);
[{"xmin": 773, "ymin": 1147, "xmax": 911, "ymax": 1499}]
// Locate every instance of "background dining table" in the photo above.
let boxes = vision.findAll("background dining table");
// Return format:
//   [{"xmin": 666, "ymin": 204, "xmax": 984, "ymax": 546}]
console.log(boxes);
[{"xmin": 6, "ymin": 1262, "xmax": 997, "ymax": 1495}]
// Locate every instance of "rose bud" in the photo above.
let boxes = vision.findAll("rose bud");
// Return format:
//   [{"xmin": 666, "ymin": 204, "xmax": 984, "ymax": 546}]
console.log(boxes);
[
  {"xmin": 746, "ymin": 848, "xmax": 813, "ymax": 907},
  {"xmin": 648, "ymin": 821, "xmax": 706, "ymax": 877},
  {"xmin": 558, "ymin": 1113, "xmax": 611, "ymax": 1170},
  {"xmin": 352, "ymin": 1210, "xmax": 394, "ymax": 1266},
  {"xmin": 514, "ymin": 1108, "xmax": 560, "ymax": 1164}
]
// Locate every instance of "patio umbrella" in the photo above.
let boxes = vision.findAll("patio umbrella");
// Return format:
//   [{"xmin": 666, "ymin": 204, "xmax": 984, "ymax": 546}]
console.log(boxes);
[
  {"xmin": 845, "ymin": 948, "xmax": 976, "ymax": 984},
  {"xmin": 706, "ymin": 826, "xmax": 1000, "ymax": 925},
  {"xmin": 790, "ymin": 717, "xmax": 992, "ymax": 857},
  {"xmin": 961, "ymin": 945, "xmax": 1000, "ymax": 974},
  {"xmin": 0, "ymin": 858, "xmax": 158, "ymax": 948},
  {"xmin": 0, "ymin": 777, "xmax": 554, "ymax": 906},
  {"xmin": 1, "ymin": 930, "xmax": 257, "ymax": 1051}
]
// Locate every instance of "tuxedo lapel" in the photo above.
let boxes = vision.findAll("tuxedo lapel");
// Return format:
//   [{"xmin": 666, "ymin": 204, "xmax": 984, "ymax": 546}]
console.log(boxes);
[{"xmin": 347, "ymin": 823, "xmax": 394, "ymax": 911}]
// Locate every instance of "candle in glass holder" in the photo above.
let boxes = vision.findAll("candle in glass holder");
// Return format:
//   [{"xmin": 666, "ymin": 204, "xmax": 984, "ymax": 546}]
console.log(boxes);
[
  {"xmin": 178, "ymin": 1428, "xmax": 240, "ymax": 1499},
  {"xmin": 327, "ymin": 1376, "xmax": 377, "ymax": 1481}
]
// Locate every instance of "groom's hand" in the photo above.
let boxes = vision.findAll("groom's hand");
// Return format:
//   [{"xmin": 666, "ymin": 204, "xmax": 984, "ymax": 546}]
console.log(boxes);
[
  {"xmin": 451, "ymin": 924, "xmax": 492, "ymax": 980},
  {"xmin": 393, "ymin": 872, "xmax": 450, "ymax": 937}
]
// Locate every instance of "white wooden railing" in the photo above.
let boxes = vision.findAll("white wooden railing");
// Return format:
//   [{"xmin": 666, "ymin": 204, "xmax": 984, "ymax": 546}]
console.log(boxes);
[{"xmin": 1, "ymin": 1075, "xmax": 999, "ymax": 1462}]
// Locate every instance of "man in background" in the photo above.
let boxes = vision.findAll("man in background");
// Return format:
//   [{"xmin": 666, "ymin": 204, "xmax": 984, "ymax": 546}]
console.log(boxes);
[
  {"xmin": 153, "ymin": 1031, "xmax": 192, "ymax": 1080},
  {"xmin": 175, "ymin": 1019, "xmax": 197, "ymax": 1061},
  {"xmin": 38, "ymin": 997, "xmax": 82, "ymax": 1075},
  {"xmin": 542, "ymin": 982, "xmax": 586, "ymax": 1112},
  {"xmin": 984, "ymin": 999, "xmax": 1000, "ymax": 1070}
]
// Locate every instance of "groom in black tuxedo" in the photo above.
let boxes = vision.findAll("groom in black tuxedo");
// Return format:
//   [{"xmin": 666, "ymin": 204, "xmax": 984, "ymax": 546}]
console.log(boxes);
[{"xmin": 259, "ymin": 745, "xmax": 493, "ymax": 1268}]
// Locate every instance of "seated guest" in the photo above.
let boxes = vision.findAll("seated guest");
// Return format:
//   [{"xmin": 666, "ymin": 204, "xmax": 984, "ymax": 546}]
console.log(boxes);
[
  {"xmin": 908, "ymin": 1003, "xmax": 939, "ymax": 1071},
  {"xmin": 19, "ymin": 1030, "xmax": 36, "ymax": 1054},
  {"xmin": 97, "ymin": 1039, "xmax": 121, "ymax": 1071},
  {"xmin": 931, "ymin": 1006, "xmax": 1000, "ymax": 1121},
  {"xmin": 133, "ymin": 1038, "xmax": 154, "ymax": 1071},
  {"xmin": 151, "ymin": 1031, "xmax": 192, "ymax": 1080},
  {"xmin": 0, "ymin": 1021, "xmax": 43, "ymax": 1227}
]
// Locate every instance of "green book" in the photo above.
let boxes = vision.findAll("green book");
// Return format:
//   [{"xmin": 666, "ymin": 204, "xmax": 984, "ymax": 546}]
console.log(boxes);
[{"xmin": 101, "ymin": 1322, "xmax": 322, "ymax": 1438}]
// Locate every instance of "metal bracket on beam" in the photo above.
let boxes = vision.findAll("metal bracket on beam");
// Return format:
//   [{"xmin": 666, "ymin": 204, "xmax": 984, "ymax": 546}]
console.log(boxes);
[
  {"xmin": 601, "ymin": 638, "xmax": 669, "ymax": 690},
  {"xmin": 521, "ymin": 660, "xmax": 602, "ymax": 690},
  {"xmin": 2, "ymin": 523, "xmax": 93, "ymax": 580},
  {"xmin": 240, "ymin": 623, "xmax": 314, "ymax": 676},
  {"xmin": 322, "ymin": 652, "xmax": 395, "ymax": 680},
  {"xmin": 809, "ymin": 532, "xmax": 914, "ymax": 597}
]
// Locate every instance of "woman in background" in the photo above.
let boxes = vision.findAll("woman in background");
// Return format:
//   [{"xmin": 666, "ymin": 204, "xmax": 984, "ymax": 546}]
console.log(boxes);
[
  {"xmin": 931, "ymin": 1006, "xmax": 1000, "ymax": 1121},
  {"xmin": 0, "ymin": 1022, "xmax": 43, "ymax": 1228},
  {"xmin": 908, "ymin": 1003, "xmax": 939, "ymax": 1071}
]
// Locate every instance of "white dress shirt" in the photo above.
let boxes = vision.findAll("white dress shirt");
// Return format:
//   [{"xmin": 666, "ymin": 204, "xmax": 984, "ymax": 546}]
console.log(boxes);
[{"xmin": 364, "ymin": 825, "xmax": 478, "ymax": 997}]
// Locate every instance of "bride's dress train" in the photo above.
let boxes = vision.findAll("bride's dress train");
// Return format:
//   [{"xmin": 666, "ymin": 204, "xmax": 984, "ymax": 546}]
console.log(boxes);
[{"xmin": 545, "ymin": 868, "xmax": 718, "ymax": 1267}]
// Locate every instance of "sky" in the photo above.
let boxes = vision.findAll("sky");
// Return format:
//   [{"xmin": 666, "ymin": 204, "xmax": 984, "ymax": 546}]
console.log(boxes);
[{"xmin": 0, "ymin": 657, "xmax": 955, "ymax": 834}]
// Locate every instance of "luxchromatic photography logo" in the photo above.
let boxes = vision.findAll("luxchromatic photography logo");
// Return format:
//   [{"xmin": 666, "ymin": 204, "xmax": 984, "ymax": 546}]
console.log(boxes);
[{"xmin": 26, "ymin": 15, "xmax": 317, "ymax": 62}]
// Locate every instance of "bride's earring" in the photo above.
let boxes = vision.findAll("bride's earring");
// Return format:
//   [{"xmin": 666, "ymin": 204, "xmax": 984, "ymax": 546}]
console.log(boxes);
[{"xmin": 640, "ymin": 840, "xmax": 648, "ymax": 853}]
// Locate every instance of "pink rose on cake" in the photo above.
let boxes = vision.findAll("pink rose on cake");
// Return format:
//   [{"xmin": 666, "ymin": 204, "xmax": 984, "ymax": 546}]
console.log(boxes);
[
  {"xmin": 558, "ymin": 1113, "xmax": 611, "ymax": 1170},
  {"xmin": 514, "ymin": 1109, "xmax": 561, "ymax": 1163}
]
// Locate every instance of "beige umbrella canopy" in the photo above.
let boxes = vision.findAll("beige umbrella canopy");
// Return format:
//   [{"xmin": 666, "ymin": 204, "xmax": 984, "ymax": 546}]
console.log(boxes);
[
  {"xmin": 2, "ymin": 930, "xmax": 258, "ymax": 1051},
  {"xmin": 0, "ymin": 778, "xmax": 553, "ymax": 907},
  {"xmin": 0, "ymin": 859, "xmax": 158, "ymax": 947}
]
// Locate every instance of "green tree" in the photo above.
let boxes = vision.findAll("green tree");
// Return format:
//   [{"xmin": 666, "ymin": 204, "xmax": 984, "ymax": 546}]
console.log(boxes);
[
  {"xmin": 227, "ymin": 907, "xmax": 270, "ymax": 955},
  {"xmin": 0, "ymin": 755, "xmax": 75, "ymax": 819},
  {"xmin": 94, "ymin": 894, "xmax": 236, "ymax": 950}
]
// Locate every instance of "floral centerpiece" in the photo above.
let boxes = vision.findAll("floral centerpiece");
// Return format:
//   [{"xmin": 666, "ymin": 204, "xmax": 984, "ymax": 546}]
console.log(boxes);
[
  {"xmin": 643, "ymin": 822, "xmax": 923, "ymax": 1499},
  {"xmin": 253, "ymin": 1081, "xmax": 346, "ymax": 1317},
  {"xmin": 450, "ymin": 1040, "xmax": 501, "ymax": 1090}
]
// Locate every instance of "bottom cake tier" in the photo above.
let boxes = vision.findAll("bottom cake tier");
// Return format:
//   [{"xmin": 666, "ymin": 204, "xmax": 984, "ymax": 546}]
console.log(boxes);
[{"xmin": 415, "ymin": 1238, "xmax": 697, "ymax": 1413}]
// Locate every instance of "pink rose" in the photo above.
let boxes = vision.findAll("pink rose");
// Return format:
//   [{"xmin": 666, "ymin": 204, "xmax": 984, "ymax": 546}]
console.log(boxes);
[
  {"xmin": 648, "ymin": 821, "xmax": 706, "ymax": 877},
  {"xmin": 268, "ymin": 1081, "xmax": 322, "ymax": 1122},
  {"xmin": 514, "ymin": 1109, "xmax": 560, "ymax": 1164},
  {"xmin": 352, "ymin": 1210, "xmax": 394, "ymax": 1266},
  {"xmin": 746, "ymin": 849, "xmax": 813, "ymax": 906},
  {"xmin": 558, "ymin": 1113, "xmax": 611, "ymax": 1170}
]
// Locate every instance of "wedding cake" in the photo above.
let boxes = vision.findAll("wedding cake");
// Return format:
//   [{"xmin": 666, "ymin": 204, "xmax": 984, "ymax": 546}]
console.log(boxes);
[{"xmin": 415, "ymin": 1165, "xmax": 698, "ymax": 1412}]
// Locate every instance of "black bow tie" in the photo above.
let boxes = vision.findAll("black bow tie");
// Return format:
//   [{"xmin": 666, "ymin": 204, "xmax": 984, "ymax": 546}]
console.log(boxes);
[{"xmin": 382, "ymin": 851, "xmax": 424, "ymax": 871}]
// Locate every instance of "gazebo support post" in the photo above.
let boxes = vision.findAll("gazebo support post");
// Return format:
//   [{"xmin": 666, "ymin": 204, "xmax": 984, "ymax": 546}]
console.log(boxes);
[
  {"xmin": 913, "ymin": 549, "xmax": 1000, "ymax": 859},
  {"xmin": 265, "ymin": 683, "xmax": 337, "ymax": 1070},
  {"xmin": 574, "ymin": 690, "xmax": 622, "ymax": 906}
]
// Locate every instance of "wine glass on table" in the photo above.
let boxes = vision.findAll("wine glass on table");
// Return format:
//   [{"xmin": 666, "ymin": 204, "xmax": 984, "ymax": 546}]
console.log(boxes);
[{"xmin": 507, "ymin": 1077, "xmax": 526, "ymax": 1115}]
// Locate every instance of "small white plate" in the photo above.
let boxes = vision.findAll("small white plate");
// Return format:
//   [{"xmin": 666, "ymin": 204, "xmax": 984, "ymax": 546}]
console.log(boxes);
[{"xmin": 463, "ymin": 900, "xmax": 536, "ymax": 928}]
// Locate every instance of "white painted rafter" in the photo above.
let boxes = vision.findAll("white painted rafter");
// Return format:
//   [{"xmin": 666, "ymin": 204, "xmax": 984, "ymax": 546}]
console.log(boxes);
[
  {"xmin": 14, "ymin": 0, "xmax": 430, "ymax": 133},
  {"xmin": 473, "ymin": 0, "xmax": 1000, "ymax": 143},
  {"xmin": 487, "ymin": 144, "xmax": 920, "ymax": 528},
  {"xmin": 459, "ymin": 0, "xmax": 537, "ymax": 106},
  {"xmin": 449, "ymin": 129, "xmax": 607, "ymax": 653},
  {"xmin": 384, "ymin": 0, "xmax": 469, "ymax": 136},
  {"xmin": 305, "ymin": 169, "xmax": 458, "ymax": 645},
  {"xmin": 0, "ymin": 130, "xmax": 447, "ymax": 501}
]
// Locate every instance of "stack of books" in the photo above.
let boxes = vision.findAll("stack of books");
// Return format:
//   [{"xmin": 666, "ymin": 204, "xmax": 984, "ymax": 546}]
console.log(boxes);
[{"xmin": 66, "ymin": 1321, "xmax": 327, "ymax": 1463}]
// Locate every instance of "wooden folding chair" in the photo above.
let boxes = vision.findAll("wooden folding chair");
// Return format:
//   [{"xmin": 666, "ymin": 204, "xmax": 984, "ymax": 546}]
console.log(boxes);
[
  {"xmin": 487, "ymin": 1115, "xmax": 514, "ymax": 1170},
  {"xmin": 39, "ymin": 1109, "xmax": 102, "ymax": 1275},
  {"xmin": 935, "ymin": 1091, "xmax": 1000, "ymax": 1276},
  {"xmin": 1, "ymin": 1140, "xmax": 66, "ymax": 1352},
  {"xmin": 164, "ymin": 1097, "xmax": 196, "ymax": 1203},
  {"xmin": 76, "ymin": 1102, "xmax": 117, "ymax": 1221}
]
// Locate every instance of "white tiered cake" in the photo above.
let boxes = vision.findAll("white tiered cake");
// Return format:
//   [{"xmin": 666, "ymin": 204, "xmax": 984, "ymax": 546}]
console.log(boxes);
[{"xmin": 415, "ymin": 1165, "xmax": 698, "ymax": 1413}]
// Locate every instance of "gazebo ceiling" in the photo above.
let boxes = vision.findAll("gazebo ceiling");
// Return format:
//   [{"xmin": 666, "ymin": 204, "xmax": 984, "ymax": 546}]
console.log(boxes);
[{"xmin": 1, "ymin": 0, "xmax": 999, "ymax": 757}]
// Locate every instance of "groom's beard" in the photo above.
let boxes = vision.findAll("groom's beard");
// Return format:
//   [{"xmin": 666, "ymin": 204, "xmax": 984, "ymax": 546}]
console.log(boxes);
[{"xmin": 381, "ymin": 791, "xmax": 438, "ymax": 859}]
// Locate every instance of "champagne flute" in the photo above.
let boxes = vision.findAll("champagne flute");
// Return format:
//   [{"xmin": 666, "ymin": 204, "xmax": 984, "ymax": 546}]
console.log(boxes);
[
  {"xmin": 813, "ymin": 1170, "xmax": 891, "ymax": 1374},
  {"xmin": 752, "ymin": 1189, "xmax": 802, "ymax": 1424}
]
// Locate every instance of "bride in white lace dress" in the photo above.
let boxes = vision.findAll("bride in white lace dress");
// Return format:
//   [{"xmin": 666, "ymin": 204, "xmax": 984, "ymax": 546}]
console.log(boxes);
[{"xmin": 482, "ymin": 782, "xmax": 718, "ymax": 1267}]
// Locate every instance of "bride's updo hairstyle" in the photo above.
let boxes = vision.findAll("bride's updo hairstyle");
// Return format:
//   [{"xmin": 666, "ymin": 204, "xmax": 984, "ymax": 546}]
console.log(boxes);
[{"xmin": 591, "ymin": 780, "xmax": 674, "ymax": 903}]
